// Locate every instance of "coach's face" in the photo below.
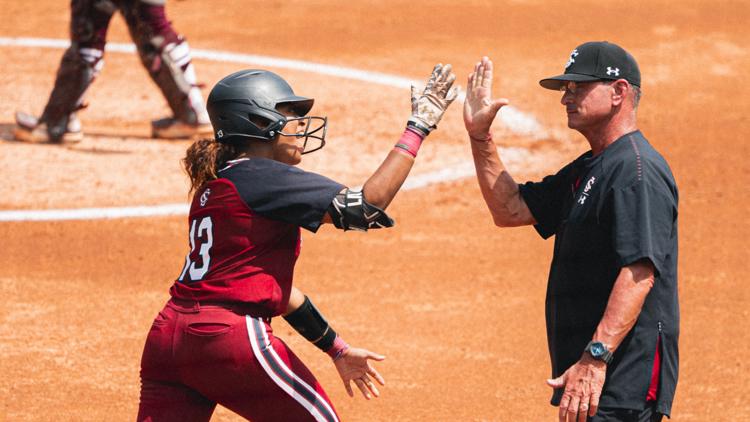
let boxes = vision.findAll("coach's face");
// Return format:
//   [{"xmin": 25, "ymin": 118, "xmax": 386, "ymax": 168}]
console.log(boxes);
[{"xmin": 560, "ymin": 80, "xmax": 616, "ymax": 130}]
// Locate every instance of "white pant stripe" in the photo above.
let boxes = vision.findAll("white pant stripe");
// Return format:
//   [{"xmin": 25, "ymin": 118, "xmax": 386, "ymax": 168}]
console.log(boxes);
[{"xmin": 245, "ymin": 316, "xmax": 338, "ymax": 422}]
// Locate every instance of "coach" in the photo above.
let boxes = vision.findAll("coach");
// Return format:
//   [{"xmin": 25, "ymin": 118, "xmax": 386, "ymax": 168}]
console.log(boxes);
[{"xmin": 463, "ymin": 42, "xmax": 679, "ymax": 422}]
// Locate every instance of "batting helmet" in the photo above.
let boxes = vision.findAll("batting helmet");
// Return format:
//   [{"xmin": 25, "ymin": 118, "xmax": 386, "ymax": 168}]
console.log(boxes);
[{"xmin": 206, "ymin": 69, "xmax": 327, "ymax": 153}]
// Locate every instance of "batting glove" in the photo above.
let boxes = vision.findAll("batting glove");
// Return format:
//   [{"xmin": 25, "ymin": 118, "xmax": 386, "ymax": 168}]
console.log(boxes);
[{"xmin": 408, "ymin": 63, "xmax": 459, "ymax": 136}]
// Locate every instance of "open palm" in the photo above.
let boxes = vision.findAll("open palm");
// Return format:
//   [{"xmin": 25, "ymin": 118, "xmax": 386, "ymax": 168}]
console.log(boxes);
[
  {"xmin": 463, "ymin": 56, "xmax": 509, "ymax": 141},
  {"xmin": 334, "ymin": 347, "xmax": 385, "ymax": 400}
]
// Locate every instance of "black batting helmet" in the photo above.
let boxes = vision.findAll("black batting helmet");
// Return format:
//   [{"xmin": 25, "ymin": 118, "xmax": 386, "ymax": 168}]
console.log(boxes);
[{"xmin": 206, "ymin": 69, "xmax": 327, "ymax": 153}]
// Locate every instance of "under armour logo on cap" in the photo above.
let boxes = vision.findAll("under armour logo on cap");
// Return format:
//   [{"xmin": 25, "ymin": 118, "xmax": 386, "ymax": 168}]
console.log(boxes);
[
  {"xmin": 539, "ymin": 41, "xmax": 641, "ymax": 90},
  {"xmin": 217, "ymin": 129, "xmax": 224, "ymax": 138}
]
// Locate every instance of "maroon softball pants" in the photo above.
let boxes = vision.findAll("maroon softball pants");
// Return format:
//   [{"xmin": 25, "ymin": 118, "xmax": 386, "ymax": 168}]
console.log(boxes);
[{"xmin": 137, "ymin": 299, "xmax": 340, "ymax": 422}]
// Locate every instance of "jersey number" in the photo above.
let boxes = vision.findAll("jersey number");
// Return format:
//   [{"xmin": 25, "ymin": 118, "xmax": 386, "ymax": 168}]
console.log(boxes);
[{"xmin": 178, "ymin": 216, "xmax": 214, "ymax": 282}]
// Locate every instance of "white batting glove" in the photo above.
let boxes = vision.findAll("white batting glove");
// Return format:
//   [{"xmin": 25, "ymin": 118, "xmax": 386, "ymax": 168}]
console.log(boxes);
[{"xmin": 408, "ymin": 63, "xmax": 459, "ymax": 136}]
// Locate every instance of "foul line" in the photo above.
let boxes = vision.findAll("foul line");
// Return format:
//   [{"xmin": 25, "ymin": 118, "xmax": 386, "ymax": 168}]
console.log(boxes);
[{"xmin": 0, "ymin": 36, "xmax": 543, "ymax": 222}]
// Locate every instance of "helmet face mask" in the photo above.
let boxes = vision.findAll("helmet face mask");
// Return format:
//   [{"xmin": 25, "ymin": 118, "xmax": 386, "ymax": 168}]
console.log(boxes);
[
  {"xmin": 278, "ymin": 115, "xmax": 328, "ymax": 154},
  {"xmin": 207, "ymin": 70, "xmax": 327, "ymax": 153}
]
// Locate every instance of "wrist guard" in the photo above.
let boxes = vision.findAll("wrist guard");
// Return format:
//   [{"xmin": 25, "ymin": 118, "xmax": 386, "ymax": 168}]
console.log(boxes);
[
  {"xmin": 328, "ymin": 189, "xmax": 395, "ymax": 231},
  {"xmin": 283, "ymin": 296, "xmax": 337, "ymax": 352}
]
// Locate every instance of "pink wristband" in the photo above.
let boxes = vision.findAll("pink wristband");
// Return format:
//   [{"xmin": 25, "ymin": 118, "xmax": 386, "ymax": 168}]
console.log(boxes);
[
  {"xmin": 326, "ymin": 336, "xmax": 350, "ymax": 361},
  {"xmin": 393, "ymin": 127, "xmax": 426, "ymax": 158}
]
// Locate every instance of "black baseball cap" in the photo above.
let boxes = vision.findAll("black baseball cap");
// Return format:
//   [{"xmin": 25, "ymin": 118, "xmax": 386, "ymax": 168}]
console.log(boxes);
[{"xmin": 539, "ymin": 41, "xmax": 641, "ymax": 90}]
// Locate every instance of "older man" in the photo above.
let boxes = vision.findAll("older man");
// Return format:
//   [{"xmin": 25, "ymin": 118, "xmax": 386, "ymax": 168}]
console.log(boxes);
[{"xmin": 463, "ymin": 42, "xmax": 678, "ymax": 422}]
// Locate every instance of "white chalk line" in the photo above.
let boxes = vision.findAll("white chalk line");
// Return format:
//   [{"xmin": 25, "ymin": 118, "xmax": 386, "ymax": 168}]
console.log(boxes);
[{"xmin": 0, "ymin": 36, "xmax": 543, "ymax": 222}]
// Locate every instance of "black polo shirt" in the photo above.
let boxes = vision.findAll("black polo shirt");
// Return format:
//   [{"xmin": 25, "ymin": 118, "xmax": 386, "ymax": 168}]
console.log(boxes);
[{"xmin": 518, "ymin": 131, "xmax": 679, "ymax": 416}]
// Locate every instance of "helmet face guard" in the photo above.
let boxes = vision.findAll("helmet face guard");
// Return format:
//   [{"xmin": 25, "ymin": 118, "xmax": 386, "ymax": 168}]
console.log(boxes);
[{"xmin": 278, "ymin": 116, "xmax": 328, "ymax": 154}]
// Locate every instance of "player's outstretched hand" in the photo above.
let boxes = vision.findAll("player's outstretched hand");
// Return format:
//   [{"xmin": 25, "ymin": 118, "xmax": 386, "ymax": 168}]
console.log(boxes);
[
  {"xmin": 463, "ymin": 56, "xmax": 510, "ymax": 141},
  {"xmin": 408, "ymin": 63, "xmax": 459, "ymax": 136},
  {"xmin": 333, "ymin": 347, "xmax": 386, "ymax": 400}
]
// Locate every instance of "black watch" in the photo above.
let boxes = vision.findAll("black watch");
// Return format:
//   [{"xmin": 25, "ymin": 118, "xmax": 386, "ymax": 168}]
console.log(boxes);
[{"xmin": 584, "ymin": 341, "xmax": 613, "ymax": 364}]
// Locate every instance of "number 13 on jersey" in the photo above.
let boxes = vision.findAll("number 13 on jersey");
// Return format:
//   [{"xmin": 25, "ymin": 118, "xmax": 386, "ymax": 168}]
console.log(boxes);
[{"xmin": 178, "ymin": 216, "xmax": 214, "ymax": 282}]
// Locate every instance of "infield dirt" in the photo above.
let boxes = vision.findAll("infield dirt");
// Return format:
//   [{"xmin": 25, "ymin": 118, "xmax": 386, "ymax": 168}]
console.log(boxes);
[{"xmin": 1, "ymin": 1, "xmax": 749, "ymax": 420}]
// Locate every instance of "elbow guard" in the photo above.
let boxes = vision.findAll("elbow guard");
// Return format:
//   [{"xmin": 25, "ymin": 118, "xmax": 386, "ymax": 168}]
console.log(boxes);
[
  {"xmin": 327, "ymin": 188, "xmax": 395, "ymax": 231},
  {"xmin": 283, "ymin": 296, "xmax": 337, "ymax": 352}
]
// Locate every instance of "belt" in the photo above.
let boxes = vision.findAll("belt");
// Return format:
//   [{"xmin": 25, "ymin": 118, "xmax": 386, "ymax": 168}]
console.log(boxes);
[{"xmin": 169, "ymin": 297, "xmax": 273, "ymax": 321}]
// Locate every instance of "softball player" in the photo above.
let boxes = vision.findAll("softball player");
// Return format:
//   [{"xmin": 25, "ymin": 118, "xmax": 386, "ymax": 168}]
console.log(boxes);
[
  {"xmin": 137, "ymin": 66, "xmax": 457, "ymax": 421},
  {"xmin": 14, "ymin": 0, "xmax": 211, "ymax": 144}
]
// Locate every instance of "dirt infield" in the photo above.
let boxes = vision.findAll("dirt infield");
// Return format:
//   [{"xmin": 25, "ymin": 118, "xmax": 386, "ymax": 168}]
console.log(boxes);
[{"xmin": 1, "ymin": 1, "xmax": 749, "ymax": 420}]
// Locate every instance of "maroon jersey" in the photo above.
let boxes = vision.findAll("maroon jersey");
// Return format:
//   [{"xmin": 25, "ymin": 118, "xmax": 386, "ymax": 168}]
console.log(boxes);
[{"xmin": 170, "ymin": 158, "xmax": 344, "ymax": 316}]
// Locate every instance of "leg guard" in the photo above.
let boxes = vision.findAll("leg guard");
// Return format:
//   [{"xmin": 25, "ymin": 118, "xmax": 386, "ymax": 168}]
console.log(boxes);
[
  {"xmin": 40, "ymin": 45, "xmax": 104, "ymax": 140},
  {"xmin": 39, "ymin": 0, "xmax": 114, "ymax": 141},
  {"xmin": 121, "ymin": 1, "xmax": 209, "ymax": 125}
]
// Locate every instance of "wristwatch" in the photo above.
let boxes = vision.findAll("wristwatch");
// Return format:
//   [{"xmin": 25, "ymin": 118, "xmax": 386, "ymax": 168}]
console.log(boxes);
[{"xmin": 584, "ymin": 341, "xmax": 613, "ymax": 364}]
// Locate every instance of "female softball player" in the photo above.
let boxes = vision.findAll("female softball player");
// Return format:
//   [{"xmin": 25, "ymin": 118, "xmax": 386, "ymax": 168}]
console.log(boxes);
[{"xmin": 137, "ymin": 65, "xmax": 457, "ymax": 421}]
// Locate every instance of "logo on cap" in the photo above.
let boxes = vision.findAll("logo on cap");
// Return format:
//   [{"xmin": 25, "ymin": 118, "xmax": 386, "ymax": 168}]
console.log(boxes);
[
  {"xmin": 217, "ymin": 129, "xmax": 224, "ymax": 138},
  {"xmin": 606, "ymin": 67, "xmax": 620, "ymax": 76},
  {"xmin": 565, "ymin": 49, "xmax": 579, "ymax": 69}
]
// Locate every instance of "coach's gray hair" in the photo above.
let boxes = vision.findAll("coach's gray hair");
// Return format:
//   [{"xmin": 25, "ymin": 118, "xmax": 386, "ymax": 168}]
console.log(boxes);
[{"xmin": 632, "ymin": 85, "xmax": 642, "ymax": 109}]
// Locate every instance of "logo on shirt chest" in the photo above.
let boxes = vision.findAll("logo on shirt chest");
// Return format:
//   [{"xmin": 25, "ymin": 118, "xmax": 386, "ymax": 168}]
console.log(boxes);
[{"xmin": 577, "ymin": 176, "xmax": 596, "ymax": 205}]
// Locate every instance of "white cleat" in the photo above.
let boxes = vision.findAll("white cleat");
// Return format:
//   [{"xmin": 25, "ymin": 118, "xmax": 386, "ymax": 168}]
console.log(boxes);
[
  {"xmin": 13, "ymin": 111, "xmax": 83, "ymax": 144},
  {"xmin": 151, "ymin": 117, "xmax": 213, "ymax": 140}
]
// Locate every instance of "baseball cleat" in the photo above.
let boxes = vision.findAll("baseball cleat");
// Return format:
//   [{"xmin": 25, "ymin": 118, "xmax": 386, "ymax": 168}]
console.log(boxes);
[
  {"xmin": 151, "ymin": 117, "xmax": 213, "ymax": 140},
  {"xmin": 13, "ymin": 111, "xmax": 83, "ymax": 144}
]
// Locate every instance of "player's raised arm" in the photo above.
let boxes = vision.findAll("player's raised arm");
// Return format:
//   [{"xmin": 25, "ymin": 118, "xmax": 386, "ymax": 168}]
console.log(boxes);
[
  {"xmin": 321, "ymin": 64, "xmax": 458, "ymax": 230},
  {"xmin": 362, "ymin": 63, "xmax": 458, "ymax": 209},
  {"xmin": 463, "ymin": 56, "xmax": 536, "ymax": 227}
]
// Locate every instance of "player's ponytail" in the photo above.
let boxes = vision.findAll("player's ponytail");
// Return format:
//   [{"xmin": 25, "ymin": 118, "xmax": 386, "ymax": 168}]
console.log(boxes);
[{"xmin": 183, "ymin": 138, "xmax": 239, "ymax": 195}]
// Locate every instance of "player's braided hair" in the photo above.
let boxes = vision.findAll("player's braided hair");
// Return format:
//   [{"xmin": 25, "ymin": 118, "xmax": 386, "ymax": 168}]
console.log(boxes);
[{"xmin": 183, "ymin": 138, "xmax": 240, "ymax": 195}]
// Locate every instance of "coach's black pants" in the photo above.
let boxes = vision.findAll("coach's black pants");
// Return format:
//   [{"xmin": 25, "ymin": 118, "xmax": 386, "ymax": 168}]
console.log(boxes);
[{"xmin": 589, "ymin": 403, "xmax": 664, "ymax": 422}]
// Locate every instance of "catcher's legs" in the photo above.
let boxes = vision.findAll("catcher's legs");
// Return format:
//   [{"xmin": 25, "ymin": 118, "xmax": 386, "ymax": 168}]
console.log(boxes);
[
  {"xmin": 15, "ymin": 0, "xmax": 113, "ymax": 143},
  {"xmin": 119, "ymin": 0, "xmax": 211, "ymax": 139}
]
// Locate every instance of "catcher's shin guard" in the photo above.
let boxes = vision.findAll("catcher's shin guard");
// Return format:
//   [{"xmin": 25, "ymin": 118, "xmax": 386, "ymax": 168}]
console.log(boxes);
[
  {"xmin": 38, "ymin": 45, "xmax": 102, "ymax": 142},
  {"xmin": 133, "ymin": 33, "xmax": 210, "ymax": 127},
  {"xmin": 118, "ymin": 1, "xmax": 209, "ymax": 138},
  {"xmin": 141, "ymin": 37, "xmax": 212, "ymax": 138},
  {"xmin": 155, "ymin": 37, "xmax": 210, "ymax": 125}
]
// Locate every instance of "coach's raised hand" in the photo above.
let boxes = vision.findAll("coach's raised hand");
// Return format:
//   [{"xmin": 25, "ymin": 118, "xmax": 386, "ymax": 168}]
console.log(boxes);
[
  {"xmin": 407, "ymin": 63, "xmax": 459, "ymax": 136},
  {"xmin": 463, "ymin": 56, "xmax": 510, "ymax": 141}
]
